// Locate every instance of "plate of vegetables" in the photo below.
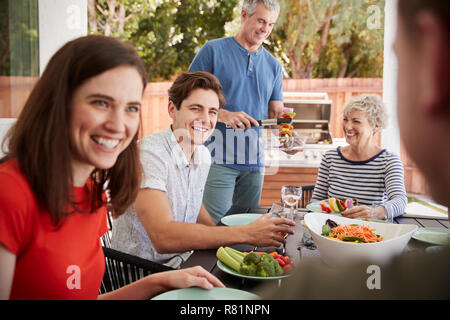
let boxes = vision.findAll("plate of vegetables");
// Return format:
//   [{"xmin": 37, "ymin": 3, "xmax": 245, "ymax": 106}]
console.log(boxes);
[
  {"xmin": 307, "ymin": 198, "xmax": 389, "ymax": 223},
  {"xmin": 306, "ymin": 197, "xmax": 357, "ymax": 214},
  {"xmin": 216, "ymin": 247, "xmax": 293, "ymax": 280}
]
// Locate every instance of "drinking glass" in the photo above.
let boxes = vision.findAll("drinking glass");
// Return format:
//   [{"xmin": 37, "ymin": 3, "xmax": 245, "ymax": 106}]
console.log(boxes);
[
  {"xmin": 369, "ymin": 201, "xmax": 394, "ymax": 223},
  {"xmin": 281, "ymin": 186, "xmax": 302, "ymax": 220},
  {"xmin": 383, "ymin": 202, "xmax": 394, "ymax": 223}
]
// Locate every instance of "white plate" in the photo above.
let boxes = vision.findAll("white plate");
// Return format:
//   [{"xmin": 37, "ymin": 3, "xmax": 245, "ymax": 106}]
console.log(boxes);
[
  {"xmin": 220, "ymin": 213, "xmax": 262, "ymax": 226},
  {"xmin": 425, "ymin": 245, "xmax": 446, "ymax": 254},
  {"xmin": 412, "ymin": 228, "xmax": 450, "ymax": 246},
  {"xmin": 278, "ymin": 146, "xmax": 304, "ymax": 152},
  {"xmin": 404, "ymin": 202, "xmax": 448, "ymax": 219},
  {"xmin": 306, "ymin": 201, "xmax": 338, "ymax": 214},
  {"xmin": 306, "ymin": 201, "xmax": 388, "ymax": 223},
  {"xmin": 152, "ymin": 287, "xmax": 259, "ymax": 300}
]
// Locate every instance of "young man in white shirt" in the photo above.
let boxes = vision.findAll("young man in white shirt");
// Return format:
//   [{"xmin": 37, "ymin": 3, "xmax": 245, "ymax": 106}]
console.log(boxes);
[{"xmin": 111, "ymin": 71, "xmax": 295, "ymax": 267}]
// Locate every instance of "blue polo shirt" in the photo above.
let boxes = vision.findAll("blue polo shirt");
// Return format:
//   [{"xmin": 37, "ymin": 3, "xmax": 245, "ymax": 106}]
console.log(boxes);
[{"xmin": 189, "ymin": 37, "xmax": 283, "ymax": 172}]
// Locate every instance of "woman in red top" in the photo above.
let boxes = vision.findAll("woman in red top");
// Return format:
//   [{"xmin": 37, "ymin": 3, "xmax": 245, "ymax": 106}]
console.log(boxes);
[{"xmin": 0, "ymin": 35, "xmax": 223, "ymax": 300}]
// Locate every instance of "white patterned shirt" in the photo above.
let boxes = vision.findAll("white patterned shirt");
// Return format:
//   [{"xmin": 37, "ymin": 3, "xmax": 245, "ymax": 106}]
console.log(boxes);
[{"xmin": 111, "ymin": 126, "xmax": 211, "ymax": 268}]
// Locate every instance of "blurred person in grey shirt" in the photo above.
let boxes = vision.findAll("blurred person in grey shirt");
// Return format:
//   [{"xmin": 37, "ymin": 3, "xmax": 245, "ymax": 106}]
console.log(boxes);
[{"xmin": 260, "ymin": 0, "xmax": 450, "ymax": 299}]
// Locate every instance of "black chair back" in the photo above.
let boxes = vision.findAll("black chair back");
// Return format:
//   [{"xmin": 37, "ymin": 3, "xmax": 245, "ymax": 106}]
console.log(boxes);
[
  {"xmin": 301, "ymin": 185, "xmax": 315, "ymax": 208},
  {"xmin": 100, "ymin": 246, "xmax": 174, "ymax": 294}
]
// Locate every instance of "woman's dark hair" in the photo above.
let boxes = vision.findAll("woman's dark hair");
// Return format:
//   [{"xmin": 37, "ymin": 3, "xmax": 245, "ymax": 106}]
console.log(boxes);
[
  {"xmin": 168, "ymin": 71, "xmax": 226, "ymax": 110},
  {"xmin": 1, "ymin": 35, "xmax": 147, "ymax": 225}
]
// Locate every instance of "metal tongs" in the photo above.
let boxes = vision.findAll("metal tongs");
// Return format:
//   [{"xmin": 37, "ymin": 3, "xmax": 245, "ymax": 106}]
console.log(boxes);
[{"xmin": 225, "ymin": 117, "xmax": 293, "ymax": 128}]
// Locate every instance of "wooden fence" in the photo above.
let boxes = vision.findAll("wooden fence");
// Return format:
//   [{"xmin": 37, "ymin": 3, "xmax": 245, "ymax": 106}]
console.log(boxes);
[
  {"xmin": 141, "ymin": 78, "xmax": 384, "ymax": 144},
  {"xmin": 0, "ymin": 76, "xmax": 384, "ymax": 138},
  {"xmin": 0, "ymin": 77, "xmax": 39, "ymax": 118},
  {"xmin": 0, "ymin": 76, "xmax": 429, "ymax": 196}
]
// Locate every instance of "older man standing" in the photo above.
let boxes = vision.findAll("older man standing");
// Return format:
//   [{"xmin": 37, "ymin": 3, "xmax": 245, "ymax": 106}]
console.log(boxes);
[{"xmin": 189, "ymin": 0, "xmax": 284, "ymax": 223}]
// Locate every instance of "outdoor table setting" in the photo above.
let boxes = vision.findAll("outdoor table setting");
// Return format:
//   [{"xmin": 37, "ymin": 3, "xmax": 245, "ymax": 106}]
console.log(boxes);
[{"xmin": 180, "ymin": 196, "xmax": 449, "ymax": 299}]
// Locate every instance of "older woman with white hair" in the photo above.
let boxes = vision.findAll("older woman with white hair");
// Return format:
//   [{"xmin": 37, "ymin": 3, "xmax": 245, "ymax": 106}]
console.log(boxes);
[{"xmin": 311, "ymin": 94, "xmax": 407, "ymax": 220}]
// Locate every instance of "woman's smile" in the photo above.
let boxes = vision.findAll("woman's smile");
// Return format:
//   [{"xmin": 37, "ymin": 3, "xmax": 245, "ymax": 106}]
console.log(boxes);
[{"xmin": 91, "ymin": 136, "xmax": 121, "ymax": 150}]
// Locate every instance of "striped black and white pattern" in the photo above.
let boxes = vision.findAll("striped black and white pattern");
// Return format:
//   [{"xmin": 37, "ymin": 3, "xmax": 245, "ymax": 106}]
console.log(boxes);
[{"xmin": 311, "ymin": 147, "xmax": 408, "ymax": 218}]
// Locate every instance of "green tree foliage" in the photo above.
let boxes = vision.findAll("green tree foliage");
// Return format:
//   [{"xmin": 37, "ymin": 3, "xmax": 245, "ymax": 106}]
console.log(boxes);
[
  {"xmin": 268, "ymin": 0, "xmax": 385, "ymax": 78},
  {"xmin": 172, "ymin": 0, "xmax": 238, "ymax": 76},
  {"xmin": 0, "ymin": 0, "xmax": 9, "ymax": 75},
  {"xmin": 89, "ymin": 0, "xmax": 238, "ymax": 81},
  {"xmin": 0, "ymin": 0, "xmax": 39, "ymax": 76},
  {"xmin": 89, "ymin": 0, "xmax": 384, "ymax": 80},
  {"xmin": 129, "ymin": 2, "xmax": 180, "ymax": 81}
]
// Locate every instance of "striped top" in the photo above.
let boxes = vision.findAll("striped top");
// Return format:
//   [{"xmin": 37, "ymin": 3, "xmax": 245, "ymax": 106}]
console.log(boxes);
[{"xmin": 311, "ymin": 147, "xmax": 407, "ymax": 218}]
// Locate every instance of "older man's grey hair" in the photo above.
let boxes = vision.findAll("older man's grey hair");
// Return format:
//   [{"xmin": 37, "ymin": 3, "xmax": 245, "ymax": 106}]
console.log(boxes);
[{"xmin": 242, "ymin": 0, "xmax": 280, "ymax": 15}]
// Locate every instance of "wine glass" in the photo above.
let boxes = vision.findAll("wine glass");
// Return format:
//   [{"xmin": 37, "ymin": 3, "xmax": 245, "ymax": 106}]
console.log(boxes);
[{"xmin": 281, "ymin": 186, "xmax": 302, "ymax": 220}]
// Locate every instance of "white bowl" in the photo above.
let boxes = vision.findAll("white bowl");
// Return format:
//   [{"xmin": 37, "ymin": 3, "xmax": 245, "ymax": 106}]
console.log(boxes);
[{"xmin": 304, "ymin": 212, "xmax": 418, "ymax": 267}]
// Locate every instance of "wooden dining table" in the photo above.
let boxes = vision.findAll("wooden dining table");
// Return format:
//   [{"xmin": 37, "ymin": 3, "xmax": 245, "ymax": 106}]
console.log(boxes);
[{"xmin": 180, "ymin": 205, "xmax": 450, "ymax": 294}]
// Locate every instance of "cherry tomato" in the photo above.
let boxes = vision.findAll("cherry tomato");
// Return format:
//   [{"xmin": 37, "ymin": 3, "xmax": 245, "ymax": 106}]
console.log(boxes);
[
  {"xmin": 276, "ymin": 258, "xmax": 285, "ymax": 267},
  {"xmin": 320, "ymin": 203, "xmax": 332, "ymax": 213},
  {"xmin": 282, "ymin": 263, "xmax": 294, "ymax": 274}
]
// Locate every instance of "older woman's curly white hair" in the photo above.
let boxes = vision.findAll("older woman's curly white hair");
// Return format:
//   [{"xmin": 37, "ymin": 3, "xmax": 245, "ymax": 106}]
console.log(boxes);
[{"xmin": 343, "ymin": 94, "xmax": 388, "ymax": 131}]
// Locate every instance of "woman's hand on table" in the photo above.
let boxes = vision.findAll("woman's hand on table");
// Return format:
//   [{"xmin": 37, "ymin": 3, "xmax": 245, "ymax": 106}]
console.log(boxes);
[
  {"xmin": 158, "ymin": 266, "xmax": 225, "ymax": 291},
  {"xmin": 98, "ymin": 266, "xmax": 225, "ymax": 300},
  {"xmin": 244, "ymin": 213, "xmax": 296, "ymax": 247},
  {"xmin": 342, "ymin": 205, "xmax": 387, "ymax": 220}
]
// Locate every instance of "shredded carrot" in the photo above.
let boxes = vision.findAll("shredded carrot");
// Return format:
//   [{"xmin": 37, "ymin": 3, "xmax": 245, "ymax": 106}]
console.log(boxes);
[{"xmin": 328, "ymin": 224, "xmax": 383, "ymax": 243}]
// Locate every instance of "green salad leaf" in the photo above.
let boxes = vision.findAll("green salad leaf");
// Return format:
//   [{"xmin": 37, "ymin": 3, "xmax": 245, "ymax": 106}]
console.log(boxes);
[
  {"xmin": 342, "ymin": 236, "xmax": 364, "ymax": 242},
  {"xmin": 322, "ymin": 224, "xmax": 332, "ymax": 236}
]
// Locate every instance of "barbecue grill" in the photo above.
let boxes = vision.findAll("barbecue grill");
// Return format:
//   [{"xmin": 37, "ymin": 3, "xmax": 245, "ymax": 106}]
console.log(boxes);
[{"xmin": 264, "ymin": 92, "xmax": 345, "ymax": 168}]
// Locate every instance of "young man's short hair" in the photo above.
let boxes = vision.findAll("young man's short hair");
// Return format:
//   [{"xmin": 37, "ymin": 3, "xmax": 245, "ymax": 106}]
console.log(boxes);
[{"xmin": 168, "ymin": 72, "xmax": 226, "ymax": 110}]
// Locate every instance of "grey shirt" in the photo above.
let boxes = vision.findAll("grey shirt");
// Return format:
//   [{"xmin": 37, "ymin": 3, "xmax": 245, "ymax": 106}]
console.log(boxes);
[
  {"xmin": 111, "ymin": 126, "xmax": 211, "ymax": 268},
  {"xmin": 259, "ymin": 246, "xmax": 450, "ymax": 299}
]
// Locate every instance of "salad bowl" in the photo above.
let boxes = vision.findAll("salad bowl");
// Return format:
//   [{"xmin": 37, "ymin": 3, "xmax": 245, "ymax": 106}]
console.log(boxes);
[{"xmin": 304, "ymin": 212, "xmax": 418, "ymax": 267}]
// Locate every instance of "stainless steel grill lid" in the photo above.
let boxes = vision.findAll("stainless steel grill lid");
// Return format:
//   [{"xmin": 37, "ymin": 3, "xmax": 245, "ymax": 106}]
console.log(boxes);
[{"xmin": 282, "ymin": 92, "xmax": 333, "ymax": 144}]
